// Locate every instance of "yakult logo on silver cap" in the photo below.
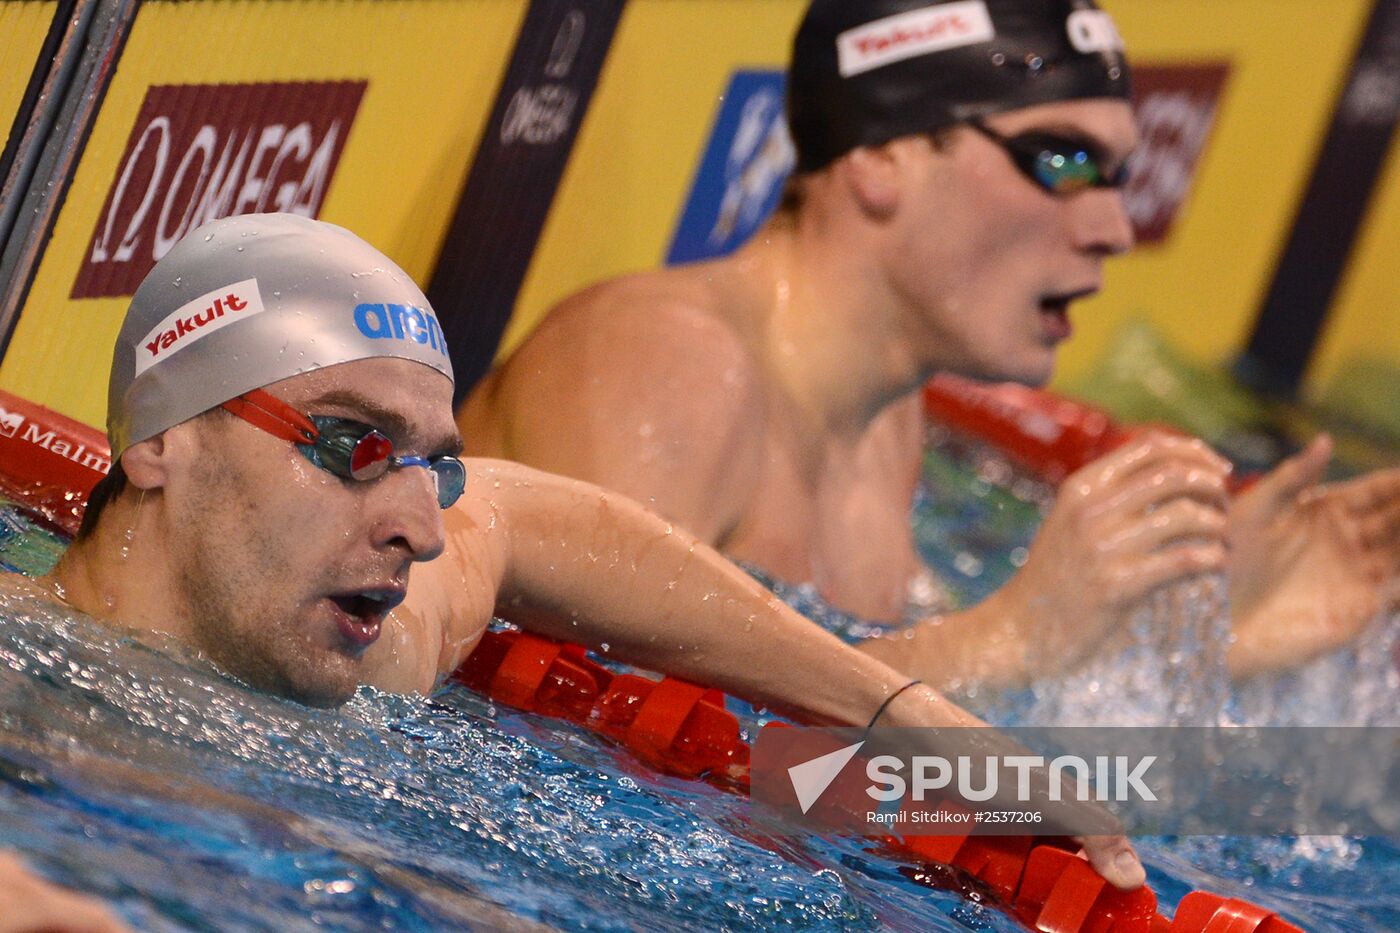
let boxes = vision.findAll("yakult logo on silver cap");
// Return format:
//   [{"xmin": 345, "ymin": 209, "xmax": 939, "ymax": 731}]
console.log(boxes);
[{"xmin": 135, "ymin": 279, "xmax": 266, "ymax": 377}]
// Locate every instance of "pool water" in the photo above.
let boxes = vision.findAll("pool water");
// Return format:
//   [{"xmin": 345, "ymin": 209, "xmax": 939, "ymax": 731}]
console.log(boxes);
[
  {"xmin": 0, "ymin": 435, "xmax": 1396, "ymax": 931},
  {"xmin": 0, "ymin": 597, "xmax": 1021, "ymax": 931}
]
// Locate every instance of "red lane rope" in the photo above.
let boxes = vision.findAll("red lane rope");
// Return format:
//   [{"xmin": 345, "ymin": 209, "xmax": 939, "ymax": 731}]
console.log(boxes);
[
  {"xmin": 924, "ymin": 375, "xmax": 1260, "ymax": 495},
  {"xmin": 454, "ymin": 629, "xmax": 1302, "ymax": 933}
]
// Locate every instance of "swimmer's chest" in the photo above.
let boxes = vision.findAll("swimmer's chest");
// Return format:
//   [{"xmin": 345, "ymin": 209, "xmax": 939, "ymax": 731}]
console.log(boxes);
[{"xmin": 721, "ymin": 397, "xmax": 926, "ymax": 620}]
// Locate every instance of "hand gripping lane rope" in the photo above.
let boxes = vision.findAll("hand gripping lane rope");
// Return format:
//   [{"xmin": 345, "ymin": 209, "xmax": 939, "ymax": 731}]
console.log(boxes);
[{"xmin": 454, "ymin": 628, "xmax": 1304, "ymax": 933}]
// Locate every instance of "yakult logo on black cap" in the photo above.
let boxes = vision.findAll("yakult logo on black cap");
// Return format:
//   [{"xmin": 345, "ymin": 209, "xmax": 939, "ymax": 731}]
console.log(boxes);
[{"xmin": 837, "ymin": 1, "xmax": 995, "ymax": 77}]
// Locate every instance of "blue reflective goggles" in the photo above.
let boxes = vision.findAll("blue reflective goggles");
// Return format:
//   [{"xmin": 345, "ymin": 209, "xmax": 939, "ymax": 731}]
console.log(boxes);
[{"xmin": 967, "ymin": 120, "xmax": 1130, "ymax": 194}]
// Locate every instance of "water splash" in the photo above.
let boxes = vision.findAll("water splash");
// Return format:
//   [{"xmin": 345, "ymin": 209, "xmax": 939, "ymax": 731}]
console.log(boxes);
[
  {"xmin": 1231, "ymin": 611, "xmax": 1400, "ymax": 726},
  {"xmin": 0, "ymin": 598, "xmax": 893, "ymax": 930},
  {"xmin": 1021, "ymin": 573, "xmax": 1232, "ymax": 727}
]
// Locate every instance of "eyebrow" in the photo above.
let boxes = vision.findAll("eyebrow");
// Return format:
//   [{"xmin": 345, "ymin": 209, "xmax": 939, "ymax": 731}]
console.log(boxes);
[{"xmin": 307, "ymin": 389, "xmax": 464, "ymax": 457}]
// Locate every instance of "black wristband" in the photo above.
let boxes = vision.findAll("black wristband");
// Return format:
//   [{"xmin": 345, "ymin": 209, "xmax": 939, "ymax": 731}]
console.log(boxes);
[{"xmin": 865, "ymin": 679, "xmax": 923, "ymax": 732}]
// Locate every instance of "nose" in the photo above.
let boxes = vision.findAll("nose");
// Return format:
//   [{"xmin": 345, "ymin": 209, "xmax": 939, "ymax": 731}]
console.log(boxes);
[
  {"xmin": 370, "ymin": 466, "xmax": 448, "ymax": 562},
  {"xmin": 1068, "ymin": 188, "xmax": 1135, "ymax": 257}
]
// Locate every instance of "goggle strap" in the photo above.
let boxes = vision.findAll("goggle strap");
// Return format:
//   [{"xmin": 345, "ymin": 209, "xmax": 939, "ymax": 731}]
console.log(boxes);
[{"xmin": 222, "ymin": 389, "xmax": 318, "ymax": 445}]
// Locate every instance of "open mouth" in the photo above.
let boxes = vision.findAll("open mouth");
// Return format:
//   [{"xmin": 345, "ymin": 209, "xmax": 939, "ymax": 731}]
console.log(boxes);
[
  {"xmin": 327, "ymin": 591, "xmax": 401, "ymax": 649},
  {"xmin": 1038, "ymin": 296, "xmax": 1073, "ymax": 341},
  {"xmin": 1037, "ymin": 286, "xmax": 1097, "ymax": 343}
]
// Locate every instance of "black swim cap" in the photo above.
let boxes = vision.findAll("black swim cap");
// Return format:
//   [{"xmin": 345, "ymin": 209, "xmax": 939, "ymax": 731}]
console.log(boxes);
[{"xmin": 788, "ymin": 0, "xmax": 1131, "ymax": 173}]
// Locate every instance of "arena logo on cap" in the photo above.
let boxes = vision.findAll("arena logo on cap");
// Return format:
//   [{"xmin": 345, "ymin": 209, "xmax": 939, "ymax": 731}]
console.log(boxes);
[
  {"xmin": 837, "ymin": 1, "xmax": 995, "ymax": 78},
  {"xmin": 353, "ymin": 303, "xmax": 448, "ymax": 357},
  {"xmin": 73, "ymin": 80, "xmax": 366, "ymax": 300},
  {"xmin": 135, "ymin": 279, "xmax": 265, "ymax": 377}
]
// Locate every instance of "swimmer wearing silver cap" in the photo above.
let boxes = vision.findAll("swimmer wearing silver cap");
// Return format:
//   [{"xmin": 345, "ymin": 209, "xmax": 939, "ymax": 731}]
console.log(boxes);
[
  {"xmin": 465, "ymin": 0, "xmax": 1400, "ymax": 686},
  {"xmin": 6, "ymin": 213, "xmax": 1147, "ymax": 891}
]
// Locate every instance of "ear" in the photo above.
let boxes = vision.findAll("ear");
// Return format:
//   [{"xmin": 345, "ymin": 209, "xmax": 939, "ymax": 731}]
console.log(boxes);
[
  {"xmin": 838, "ymin": 145, "xmax": 902, "ymax": 217},
  {"xmin": 120, "ymin": 432, "xmax": 175, "ymax": 491}
]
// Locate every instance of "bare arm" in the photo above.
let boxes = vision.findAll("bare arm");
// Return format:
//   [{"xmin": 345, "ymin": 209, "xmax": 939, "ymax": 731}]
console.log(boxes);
[
  {"xmin": 1228, "ymin": 437, "xmax": 1400, "ymax": 677},
  {"xmin": 478, "ymin": 459, "xmax": 931, "ymax": 724},
  {"xmin": 427, "ymin": 460, "xmax": 1142, "ymax": 889}
]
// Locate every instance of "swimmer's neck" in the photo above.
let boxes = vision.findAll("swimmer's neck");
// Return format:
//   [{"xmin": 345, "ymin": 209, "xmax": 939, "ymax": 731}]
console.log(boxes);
[
  {"xmin": 741, "ymin": 217, "xmax": 934, "ymax": 438},
  {"xmin": 49, "ymin": 491, "xmax": 195, "ymax": 645}
]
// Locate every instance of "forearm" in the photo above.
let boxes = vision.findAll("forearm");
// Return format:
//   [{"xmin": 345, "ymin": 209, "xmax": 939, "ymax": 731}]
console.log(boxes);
[
  {"xmin": 480, "ymin": 462, "xmax": 1144, "ymax": 889},
  {"xmin": 486, "ymin": 462, "xmax": 973, "ymax": 727},
  {"xmin": 857, "ymin": 590, "xmax": 1028, "ymax": 692},
  {"xmin": 1225, "ymin": 604, "xmax": 1333, "ymax": 680},
  {"xmin": 1224, "ymin": 626, "xmax": 1275, "ymax": 681},
  {"xmin": 1225, "ymin": 569, "xmax": 1378, "ymax": 680}
]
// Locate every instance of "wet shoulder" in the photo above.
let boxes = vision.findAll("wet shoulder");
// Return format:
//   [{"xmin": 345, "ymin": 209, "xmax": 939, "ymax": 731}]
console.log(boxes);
[
  {"xmin": 391, "ymin": 477, "xmax": 511, "ymax": 688},
  {"xmin": 469, "ymin": 265, "xmax": 764, "ymax": 455},
  {"xmin": 523, "ymin": 264, "xmax": 747, "ymax": 369},
  {"xmin": 461, "ymin": 265, "xmax": 747, "ymax": 457}
]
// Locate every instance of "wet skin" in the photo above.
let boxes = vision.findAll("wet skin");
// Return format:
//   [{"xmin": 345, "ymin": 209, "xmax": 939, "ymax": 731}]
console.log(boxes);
[
  {"xmin": 39, "ymin": 349, "xmax": 1148, "ymax": 889},
  {"xmin": 466, "ymin": 100, "xmax": 1142, "ymax": 621},
  {"xmin": 462, "ymin": 102, "xmax": 1219, "ymax": 627},
  {"xmin": 463, "ymin": 96, "xmax": 1400, "ymax": 684},
  {"xmin": 52, "ymin": 358, "xmax": 462, "ymax": 706},
  {"xmin": 865, "ymin": 100, "xmax": 1137, "ymax": 389}
]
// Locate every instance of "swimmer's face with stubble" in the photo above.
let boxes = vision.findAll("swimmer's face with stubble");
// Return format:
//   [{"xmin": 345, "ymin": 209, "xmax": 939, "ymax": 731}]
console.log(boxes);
[{"xmin": 154, "ymin": 357, "xmax": 459, "ymax": 706}]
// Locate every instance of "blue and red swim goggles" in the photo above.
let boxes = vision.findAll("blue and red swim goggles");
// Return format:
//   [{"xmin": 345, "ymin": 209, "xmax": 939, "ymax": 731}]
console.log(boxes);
[{"xmin": 221, "ymin": 388, "xmax": 467, "ymax": 509}]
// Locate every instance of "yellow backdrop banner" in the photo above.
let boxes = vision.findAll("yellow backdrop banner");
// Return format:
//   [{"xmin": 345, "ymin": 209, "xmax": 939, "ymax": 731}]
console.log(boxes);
[
  {"xmin": 0, "ymin": 1, "xmax": 58, "ymax": 143},
  {"xmin": 0, "ymin": 0, "xmax": 525, "ymax": 426}
]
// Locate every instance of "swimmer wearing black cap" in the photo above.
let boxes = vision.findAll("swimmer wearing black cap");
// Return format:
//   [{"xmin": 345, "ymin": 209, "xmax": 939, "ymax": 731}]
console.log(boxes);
[
  {"xmin": 1, "ymin": 212, "xmax": 1149, "ymax": 896},
  {"xmin": 465, "ymin": 0, "xmax": 1400, "ymax": 686}
]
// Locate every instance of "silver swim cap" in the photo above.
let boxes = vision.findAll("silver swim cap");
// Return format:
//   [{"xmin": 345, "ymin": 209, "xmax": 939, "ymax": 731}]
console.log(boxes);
[{"xmin": 108, "ymin": 213, "xmax": 453, "ymax": 456}]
